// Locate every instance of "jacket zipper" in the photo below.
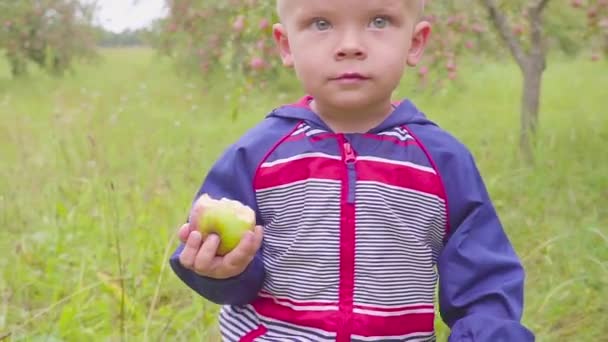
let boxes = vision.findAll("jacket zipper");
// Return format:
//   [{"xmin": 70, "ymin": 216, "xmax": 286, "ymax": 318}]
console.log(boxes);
[
  {"xmin": 343, "ymin": 140, "xmax": 357, "ymax": 204},
  {"xmin": 337, "ymin": 134, "xmax": 357, "ymax": 342}
]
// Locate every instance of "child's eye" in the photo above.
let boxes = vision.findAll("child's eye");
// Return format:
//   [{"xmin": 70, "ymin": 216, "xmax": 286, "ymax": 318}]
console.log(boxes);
[
  {"xmin": 312, "ymin": 18, "xmax": 332, "ymax": 31},
  {"xmin": 370, "ymin": 16, "xmax": 390, "ymax": 29}
]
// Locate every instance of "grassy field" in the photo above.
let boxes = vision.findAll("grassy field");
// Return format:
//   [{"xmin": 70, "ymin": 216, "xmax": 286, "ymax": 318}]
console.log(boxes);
[{"xmin": 0, "ymin": 48, "xmax": 606, "ymax": 341}]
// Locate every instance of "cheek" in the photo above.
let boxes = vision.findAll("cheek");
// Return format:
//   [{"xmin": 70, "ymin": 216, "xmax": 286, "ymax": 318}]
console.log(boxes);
[
  {"xmin": 376, "ymin": 48, "xmax": 407, "ymax": 72},
  {"xmin": 292, "ymin": 47, "xmax": 323, "ymax": 77}
]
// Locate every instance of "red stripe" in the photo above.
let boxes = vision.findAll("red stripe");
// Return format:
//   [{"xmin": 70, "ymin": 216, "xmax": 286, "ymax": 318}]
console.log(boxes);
[
  {"xmin": 250, "ymin": 296, "xmax": 434, "ymax": 337},
  {"xmin": 401, "ymin": 125, "xmax": 450, "ymax": 235},
  {"xmin": 240, "ymin": 324, "xmax": 268, "ymax": 342},
  {"xmin": 254, "ymin": 121, "xmax": 304, "ymax": 189},
  {"xmin": 356, "ymin": 159, "xmax": 444, "ymax": 199},
  {"xmin": 310, "ymin": 132, "xmax": 337, "ymax": 142},
  {"xmin": 252, "ymin": 297, "xmax": 338, "ymax": 332},
  {"xmin": 255, "ymin": 157, "xmax": 342, "ymax": 189},
  {"xmin": 337, "ymin": 135, "xmax": 356, "ymax": 342},
  {"xmin": 352, "ymin": 311, "xmax": 435, "ymax": 337},
  {"xmin": 283, "ymin": 133, "xmax": 309, "ymax": 143}
]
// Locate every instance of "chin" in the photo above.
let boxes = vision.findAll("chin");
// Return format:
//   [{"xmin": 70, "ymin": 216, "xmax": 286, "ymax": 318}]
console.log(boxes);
[{"xmin": 327, "ymin": 92, "xmax": 388, "ymax": 109}]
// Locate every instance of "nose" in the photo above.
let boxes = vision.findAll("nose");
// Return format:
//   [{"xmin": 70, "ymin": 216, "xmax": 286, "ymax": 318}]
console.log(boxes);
[{"xmin": 335, "ymin": 30, "xmax": 367, "ymax": 60}]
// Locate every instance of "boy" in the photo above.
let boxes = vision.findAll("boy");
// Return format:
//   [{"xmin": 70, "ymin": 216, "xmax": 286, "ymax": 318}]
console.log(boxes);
[{"xmin": 170, "ymin": 0, "xmax": 535, "ymax": 341}]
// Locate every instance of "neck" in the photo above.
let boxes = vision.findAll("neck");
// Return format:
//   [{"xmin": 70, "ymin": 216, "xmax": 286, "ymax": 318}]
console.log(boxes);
[{"xmin": 310, "ymin": 97, "xmax": 394, "ymax": 134}]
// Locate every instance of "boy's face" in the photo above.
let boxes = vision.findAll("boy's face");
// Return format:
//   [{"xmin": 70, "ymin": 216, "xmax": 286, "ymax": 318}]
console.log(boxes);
[{"xmin": 273, "ymin": 0, "xmax": 430, "ymax": 111}]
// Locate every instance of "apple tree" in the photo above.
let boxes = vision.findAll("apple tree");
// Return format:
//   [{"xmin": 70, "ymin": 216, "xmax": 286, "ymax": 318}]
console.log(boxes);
[
  {"xmin": 0, "ymin": 0, "xmax": 98, "ymax": 77},
  {"xmin": 421, "ymin": 0, "xmax": 607, "ymax": 162}
]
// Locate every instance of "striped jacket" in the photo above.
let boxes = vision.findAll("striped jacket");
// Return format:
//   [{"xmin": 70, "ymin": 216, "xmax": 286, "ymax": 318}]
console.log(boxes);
[{"xmin": 170, "ymin": 96, "xmax": 534, "ymax": 342}]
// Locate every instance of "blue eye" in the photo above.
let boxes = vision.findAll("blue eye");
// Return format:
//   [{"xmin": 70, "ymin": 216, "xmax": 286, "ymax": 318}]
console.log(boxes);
[
  {"xmin": 313, "ymin": 19, "xmax": 331, "ymax": 31},
  {"xmin": 370, "ymin": 16, "xmax": 389, "ymax": 29}
]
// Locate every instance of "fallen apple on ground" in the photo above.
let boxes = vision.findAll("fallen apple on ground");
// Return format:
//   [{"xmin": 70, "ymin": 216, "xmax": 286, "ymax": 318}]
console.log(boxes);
[{"xmin": 188, "ymin": 194, "xmax": 256, "ymax": 256}]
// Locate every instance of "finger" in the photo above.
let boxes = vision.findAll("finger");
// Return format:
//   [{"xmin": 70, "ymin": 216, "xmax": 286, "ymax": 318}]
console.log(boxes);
[
  {"xmin": 252, "ymin": 225, "xmax": 264, "ymax": 251},
  {"xmin": 193, "ymin": 234, "xmax": 220, "ymax": 274},
  {"xmin": 223, "ymin": 231, "xmax": 257, "ymax": 268},
  {"xmin": 178, "ymin": 231, "xmax": 202, "ymax": 269},
  {"xmin": 178, "ymin": 223, "xmax": 193, "ymax": 243}
]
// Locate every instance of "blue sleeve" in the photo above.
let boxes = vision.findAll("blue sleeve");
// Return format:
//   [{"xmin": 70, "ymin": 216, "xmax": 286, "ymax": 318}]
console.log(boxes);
[
  {"xmin": 409, "ymin": 124, "xmax": 535, "ymax": 341},
  {"xmin": 169, "ymin": 143, "xmax": 266, "ymax": 305},
  {"xmin": 169, "ymin": 117, "xmax": 299, "ymax": 306}
]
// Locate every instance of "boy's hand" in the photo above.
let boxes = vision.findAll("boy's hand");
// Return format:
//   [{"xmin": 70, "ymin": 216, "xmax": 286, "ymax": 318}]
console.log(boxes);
[{"xmin": 177, "ymin": 223, "xmax": 263, "ymax": 279}]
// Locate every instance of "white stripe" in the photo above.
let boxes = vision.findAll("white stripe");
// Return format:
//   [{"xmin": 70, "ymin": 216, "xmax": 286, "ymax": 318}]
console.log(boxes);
[
  {"xmin": 256, "ymin": 315, "xmax": 336, "ymax": 340},
  {"xmin": 306, "ymin": 129, "xmax": 327, "ymax": 136},
  {"xmin": 352, "ymin": 332, "xmax": 434, "ymax": 342},
  {"xmin": 259, "ymin": 292, "xmax": 336, "ymax": 305},
  {"xmin": 358, "ymin": 180, "xmax": 443, "ymax": 200},
  {"xmin": 378, "ymin": 130, "xmax": 413, "ymax": 141},
  {"xmin": 258, "ymin": 293, "xmax": 338, "ymax": 311},
  {"xmin": 357, "ymin": 155, "xmax": 436, "ymax": 174},
  {"xmin": 353, "ymin": 302, "xmax": 435, "ymax": 310},
  {"xmin": 291, "ymin": 126, "xmax": 309, "ymax": 136},
  {"xmin": 353, "ymin": 307, "xmax": 435, "ymax": 317},
  {"xmin": 396, "ymin": 127, "xmax": 408, "ymax": 134},
  {"xmin": 261, "ymin": 152, "xmax": 341, "ymax": 168}
]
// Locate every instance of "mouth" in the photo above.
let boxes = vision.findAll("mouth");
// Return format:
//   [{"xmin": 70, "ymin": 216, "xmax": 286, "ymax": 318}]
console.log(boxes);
[{"xmin": 331, "ymin": 72, "xmax": 370, "ymax": 81}]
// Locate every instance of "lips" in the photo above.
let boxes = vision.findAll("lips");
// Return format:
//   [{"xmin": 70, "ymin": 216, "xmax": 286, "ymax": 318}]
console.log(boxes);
[
  {"xmin": 332, "ymin": 72, "xmax": 370, "ymax": 80},
  {"xmin": 334, "ymin": 72, "xmax": 369, "ymax": 80}
]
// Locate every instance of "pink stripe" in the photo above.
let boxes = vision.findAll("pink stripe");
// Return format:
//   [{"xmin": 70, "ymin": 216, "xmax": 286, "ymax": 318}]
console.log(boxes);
[
  {"xmin": 352, "ymin": 311, "xmax": 434, "ymax": 337},
  {"xmin": 252, "ymin": 297, "xmax": 338, "ymax": 332},
  {"xmin": 356, "ymin": 159, "xmax": 445, "ymax": 199},
  {"xmin": 310, "ymin": 132, "xmax": 337, "ymax": 142},
  {"xmin": 250, "ymin": 296, "xmax": 434, "ymax": 338},
  {"xmin": 255, "ymin": 157, "xmax": 342, "ymax": 190},
  {"xmin": 253, "ymin": 121, "xmax": 305, "ymax": 189},
  {"xmin": 240, "ymin": 324, "xmax": 268, "ymax": 342}
]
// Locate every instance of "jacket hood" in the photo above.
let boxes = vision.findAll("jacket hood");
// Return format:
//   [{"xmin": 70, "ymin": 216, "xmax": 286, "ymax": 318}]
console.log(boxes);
[{"xmin": 267, "ymin": 95, "xmax": 435, "ymax": 133}]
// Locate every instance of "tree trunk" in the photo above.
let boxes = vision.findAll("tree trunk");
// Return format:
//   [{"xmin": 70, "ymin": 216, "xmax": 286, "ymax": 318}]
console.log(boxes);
[
  {"xmin": 519, "ymin": 59, "xmax": 543, "ymax": 164},
  {"xmin": 481, "ymin": 0, "xmax": 552, "ymax": 164},
  {"xmin": 518, "ymin": 1, "xmax": 548, "ymax": 165}
]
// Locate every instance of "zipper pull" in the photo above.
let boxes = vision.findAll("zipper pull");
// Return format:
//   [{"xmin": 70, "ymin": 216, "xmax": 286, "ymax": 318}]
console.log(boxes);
[{"xmin": 343, "ymin": 142, "xmax": 356, "ymax": 163}]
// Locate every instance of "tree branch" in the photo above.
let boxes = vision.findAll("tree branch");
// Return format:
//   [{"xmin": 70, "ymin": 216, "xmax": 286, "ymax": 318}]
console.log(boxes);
[
  {"xmin": 480, "ymin": 0, "xmax": 528, "ymax": 69},
  {"xmin": 528, "ymin": 0, "xmax": 552, "ymax": 70},
  {"xmin": 533, "ymin": 0, "xmax": 551, "ymax": 13},
  {"xmin": 528, "ymin": 8, "xmax": 543, "ymax": 56}
]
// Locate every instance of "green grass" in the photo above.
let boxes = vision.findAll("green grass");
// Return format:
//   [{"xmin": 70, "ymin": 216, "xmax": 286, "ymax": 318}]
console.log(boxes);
[{"xmin": 0, "ymin": 48, "xmax": 606, "ymax": 341}]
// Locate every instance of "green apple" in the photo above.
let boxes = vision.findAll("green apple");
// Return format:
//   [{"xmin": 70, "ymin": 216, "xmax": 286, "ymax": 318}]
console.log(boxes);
[{"xmin": 188, "ymin": 194, "xmax": 256, "ymax": 256}]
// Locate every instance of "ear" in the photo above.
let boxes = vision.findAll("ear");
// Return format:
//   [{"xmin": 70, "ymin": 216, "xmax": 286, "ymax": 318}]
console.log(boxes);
[
  {"xmin": 406, "ymin": 21, "xmax": 431, "ymax": 67},
  {"xmin": 273, "ymin": 23, "xmax": 294, "ymax": 67}
]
